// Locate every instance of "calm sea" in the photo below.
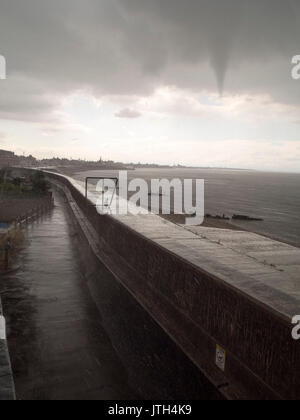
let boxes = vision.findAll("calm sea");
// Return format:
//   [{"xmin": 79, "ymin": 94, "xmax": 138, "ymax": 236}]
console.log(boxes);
[{"xmin": 74, "ymin": 168, "xmax": 300, "ymax": 248}]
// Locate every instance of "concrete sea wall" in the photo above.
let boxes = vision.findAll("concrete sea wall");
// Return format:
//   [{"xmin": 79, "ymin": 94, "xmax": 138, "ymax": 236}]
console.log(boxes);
[
  {"xmin": 42, "ymin": 171, "xmax": 300, "ymax": 400},
  {"xmin": 71, "ymin": 214, "xmax": 223, "ymax": 400}
]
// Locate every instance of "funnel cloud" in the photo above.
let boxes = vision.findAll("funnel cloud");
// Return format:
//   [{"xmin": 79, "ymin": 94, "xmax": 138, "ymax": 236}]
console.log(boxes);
[{"xmin": 0, "ymin": 0, "xmax": 300, "ymax": 170}]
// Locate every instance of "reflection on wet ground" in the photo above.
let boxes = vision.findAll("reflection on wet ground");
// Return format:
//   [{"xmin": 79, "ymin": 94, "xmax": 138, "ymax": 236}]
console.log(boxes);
[{"xmin": 0, "ymin": 192, "xmax": 136, "ymax": 400}]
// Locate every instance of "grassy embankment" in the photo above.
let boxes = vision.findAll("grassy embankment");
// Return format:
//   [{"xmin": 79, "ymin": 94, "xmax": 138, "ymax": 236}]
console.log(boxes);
[
  {"xmin": 0, "ymin": 170, "xmax": 51, "ymax": 270},
  {"xmin": 0, "ymin": 227, "xmax": 24, "ymax": 271}
]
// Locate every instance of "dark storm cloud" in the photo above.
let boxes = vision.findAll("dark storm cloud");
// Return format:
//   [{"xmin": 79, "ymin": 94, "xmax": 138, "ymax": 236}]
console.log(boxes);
[
  {"xmin": 0, "ymin": 0, "xmax": 300, "ymax": 121},
  {"xmin": 0, "ymin": 76, "xmax": 61, "ymax": 121}
]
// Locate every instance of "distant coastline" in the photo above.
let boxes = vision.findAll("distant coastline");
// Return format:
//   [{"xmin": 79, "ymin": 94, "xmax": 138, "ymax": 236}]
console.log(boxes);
[
  {"xmin": 0, "ymin": 148, "xmax": 253, "ymax": 174},
  {"xmin": 43, "ymin": 164, "xmax": 253, "ymax": 178}
]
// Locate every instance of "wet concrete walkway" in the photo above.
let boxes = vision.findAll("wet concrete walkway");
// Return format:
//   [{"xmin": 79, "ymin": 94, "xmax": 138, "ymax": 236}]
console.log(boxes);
[{"xmin": 0, "ymin": 192, "xmax": 135, "ymax": 400}]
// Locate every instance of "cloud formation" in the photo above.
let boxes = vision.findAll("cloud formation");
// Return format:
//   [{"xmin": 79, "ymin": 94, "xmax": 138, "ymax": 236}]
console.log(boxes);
[
  {"xmin": 0, "ymin": 0, "xmax": 300, "ymax": 117},
  {"xmin": 115, "ymin": 108, "xmax": 141, "ymax": 119},
  {"xmin": 0, "ymin": 0, "xmax": 300, "ymax": 171}
]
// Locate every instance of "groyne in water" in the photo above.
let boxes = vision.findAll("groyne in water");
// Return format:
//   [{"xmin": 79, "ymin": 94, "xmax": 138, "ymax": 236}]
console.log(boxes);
[{"xmin": 6, "ymin": 169, "xmax": 300, "ymax": 400}]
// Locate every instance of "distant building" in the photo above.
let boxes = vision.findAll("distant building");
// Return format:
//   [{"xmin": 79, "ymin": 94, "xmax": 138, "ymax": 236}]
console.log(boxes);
[
  {"xmin": 0, "ymin": 149, "xmax": 19, "ymax": 168},
  {"xmin": 18, "ymin": 154, "xmax": 37, "ymax": 168}
]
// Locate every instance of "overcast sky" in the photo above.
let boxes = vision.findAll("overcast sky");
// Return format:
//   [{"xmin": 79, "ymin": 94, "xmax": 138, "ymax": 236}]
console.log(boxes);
[{"xmin": 1, "ymin": 0, "xmax": 300, "ymax": 171}]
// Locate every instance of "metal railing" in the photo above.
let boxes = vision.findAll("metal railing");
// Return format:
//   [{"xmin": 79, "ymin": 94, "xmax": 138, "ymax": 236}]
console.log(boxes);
[
  {"xmin": 85, "ymin": 177, "xmax": 118, "ymax": 208},
  {"xmin": 1, "ymin": 197, "xmax": 54, "ymax": 271}
]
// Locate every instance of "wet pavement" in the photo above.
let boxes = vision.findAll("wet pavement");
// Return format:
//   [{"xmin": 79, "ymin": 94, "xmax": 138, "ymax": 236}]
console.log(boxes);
[{"xmin": 0, "ymin": 192, "xmax": 135, "ymax": 400}]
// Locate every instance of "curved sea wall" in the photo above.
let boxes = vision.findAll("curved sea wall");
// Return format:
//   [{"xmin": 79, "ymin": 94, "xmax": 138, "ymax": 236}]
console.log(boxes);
[{"xmin": 33, "ymin": 170, "xmax": 299, "ymax": 400}]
